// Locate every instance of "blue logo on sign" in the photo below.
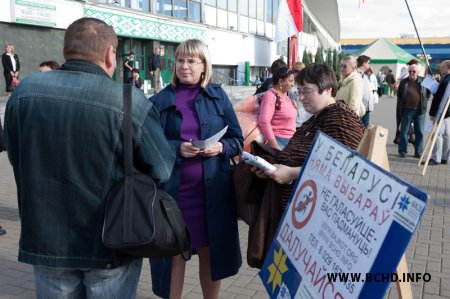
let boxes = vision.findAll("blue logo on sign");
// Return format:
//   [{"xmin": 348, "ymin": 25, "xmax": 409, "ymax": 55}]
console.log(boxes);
[{"xmin": 398, "ymin": 195, "xmax": 410, "ymax": 212}]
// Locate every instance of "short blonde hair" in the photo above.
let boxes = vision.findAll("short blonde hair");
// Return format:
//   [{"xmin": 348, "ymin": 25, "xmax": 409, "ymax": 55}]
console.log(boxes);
[
  {"xmin": 171, "ymin": 39, "xmax": 212, "ymax": 88},
  {"xmin": 341, "ymin": 56, "xmax": 357, "ymax": 70}
]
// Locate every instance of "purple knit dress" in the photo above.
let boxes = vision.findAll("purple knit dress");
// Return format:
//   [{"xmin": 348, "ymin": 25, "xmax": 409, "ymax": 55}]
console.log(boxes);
[{"xmin": 175, "ymin": 83, "xmax": 209, "ymax": 249}]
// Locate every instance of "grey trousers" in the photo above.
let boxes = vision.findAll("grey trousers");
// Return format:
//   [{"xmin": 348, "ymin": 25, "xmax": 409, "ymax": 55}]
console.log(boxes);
[{"xmin": 431, "ymin": 117, "xmax": 450, "ymax": 162}]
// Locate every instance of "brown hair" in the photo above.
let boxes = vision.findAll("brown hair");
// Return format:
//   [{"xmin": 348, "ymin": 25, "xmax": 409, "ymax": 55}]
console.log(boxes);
[
  {"xmin": 39, "ymin": 60, "xmax": 60, "ymax": 70},
  {"xmin": 63, "ymin": 18, "xmax": 118, "ymax": 63}
]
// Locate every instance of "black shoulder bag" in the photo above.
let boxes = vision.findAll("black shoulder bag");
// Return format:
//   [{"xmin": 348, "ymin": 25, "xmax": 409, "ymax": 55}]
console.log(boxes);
[{"xmin": 102, "ymin": 84, "xmax": 191, "ymax": 260}]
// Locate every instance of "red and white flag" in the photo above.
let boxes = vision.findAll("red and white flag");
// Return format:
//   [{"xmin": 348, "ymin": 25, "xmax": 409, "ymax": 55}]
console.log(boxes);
[{"xmin": 274, "ymin": 0, "xmax": 303, "ymax": 42}]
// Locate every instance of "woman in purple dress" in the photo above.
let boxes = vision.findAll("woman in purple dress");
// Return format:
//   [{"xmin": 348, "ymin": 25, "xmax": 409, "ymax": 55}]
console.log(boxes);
[{"xmin": 150, "ymin": 39, "xmax": 243, "ymax": 299}]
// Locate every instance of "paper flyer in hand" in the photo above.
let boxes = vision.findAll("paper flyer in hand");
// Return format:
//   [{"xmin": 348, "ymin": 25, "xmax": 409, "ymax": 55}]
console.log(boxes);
[
  {"xmin": 241, "ymin": 151, "xmax": 277, "ymax": 172},
  {"xmin": 421, "ymin": 74, "xmax": 439, "ymax": 94},
  {"xmin": 191, "ymin": 126, "xmax": 228, "ymax": 150}
]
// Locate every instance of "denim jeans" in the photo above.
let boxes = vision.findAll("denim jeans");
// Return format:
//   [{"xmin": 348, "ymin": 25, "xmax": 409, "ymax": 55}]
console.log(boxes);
[
  {"xmin": 361, "ymin": 111, "xmax": 371, "ymax": 128},
  {"xmin": 399, "ymin": 108, "xmax": 425, "ymax": 156},
  {"xmin": 275, "ymin": 136, "xmax": 290, "ymax": 150},
  {"xmin": 34, "ymin": 258, "xmax": 142, "ymax": 299}
]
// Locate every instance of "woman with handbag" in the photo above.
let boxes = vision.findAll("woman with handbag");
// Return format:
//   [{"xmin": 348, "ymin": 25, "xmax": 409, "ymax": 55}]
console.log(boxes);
[
  {"xmin": 2, "ymin": 44, "xmax": 20, "ymax": 95},
  {"xmin": 249, "ymin": 64, "xmax": 364, "ymax": 267},
  {"xmin": 149, "ymin": 39, "xmax": 243, "ymax": 299}
]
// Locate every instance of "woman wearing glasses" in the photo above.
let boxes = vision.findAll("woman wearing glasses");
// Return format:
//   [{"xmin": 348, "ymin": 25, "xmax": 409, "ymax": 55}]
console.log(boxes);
[
  {"xmin": 335, "ymin": 56, "xmax": 365, "ymax": 118},
  {"xmin": 149, "ymin": 39, "xmax": 243, "ymax": 299},
  {"xmin": 258, "ymin": 67, "xmax": 297, "ymax": 150},
  {"xmin": 251, "ymin": 64, "xmax": 364, "ymax": 242}
]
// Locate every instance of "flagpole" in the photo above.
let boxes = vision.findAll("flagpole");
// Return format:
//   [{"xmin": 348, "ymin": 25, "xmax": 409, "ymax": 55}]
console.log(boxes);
[
  {"xmin": 287, "ymin": 37, "xmax": 291, "ymax": 68},
  {"xmin": 404, "ymin": 0, "xmax": 432, "ymax": 75}
]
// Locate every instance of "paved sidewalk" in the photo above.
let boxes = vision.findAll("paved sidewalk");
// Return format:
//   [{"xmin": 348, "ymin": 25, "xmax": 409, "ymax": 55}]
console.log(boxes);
[{"xmin": 1, "ymin": 96, "xmax": 449, "ymax": 298}]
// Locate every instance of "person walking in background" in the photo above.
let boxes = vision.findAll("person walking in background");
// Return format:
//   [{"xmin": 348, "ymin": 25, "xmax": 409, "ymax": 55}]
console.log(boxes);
[
  {"xmin": 38, "ymin": 60, "xmax": 59, "ymax": 72},
  {"xmin": 427, "ymin": 60, "xmax": 450, "ymax": 165},
  {"xmin": 124, "ymin": 51, "xmax": 135, "ymax": 82},
  {"xmin": 128, "ymin": 68, "xmax": 143, "ymax": 89},
  {"xmin": 385, "ymin": 69, "xmax": 396, "ymax": 98},
  {"xmin": 4, "ymin": 17, "xmax": 175, "ymax": 298},
  {"xmin": 394, "ymin": 60, "xmax": 420, "ymax": 144},
  {"xmin": 150, "ymin": 47, "xmax": 161, "ymax": 93},
  {"xmin": 356, "ymin": 55, "xmax": 375, "ymax": 127},
  {"xmin": 149, "ymin": 39, "xmax": 243, "ymax": 299},
  {"xmin": 366, "ymin": 67, "xmax": 379, "ymax": 105},
  {"xmin": 335, "ymin": 56, "xmax": 365, "ymax": 118},
  {"xmin": 2, "ymin": 44, "xmax": 20, "ymax": 96},
  {"xmin": 397, "ymin": 64, "xmax": 431, "ymax": 158},
  {"xmin": 376, "ymin": 70, "xmax": 385, "ymax": 97},
  {"xmin": 258, "ymin": 67, "xmax": 297, "ymax": 150},
  {"xmin": 254, "ymin": 59, "xmax": 287, "ymax": 95}
]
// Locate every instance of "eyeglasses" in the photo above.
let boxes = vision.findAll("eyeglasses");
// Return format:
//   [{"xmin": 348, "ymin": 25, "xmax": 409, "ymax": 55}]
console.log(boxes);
[
  {"xmin": 298, "ymin": 87, "xmax": 318, "ymax": 96},
  {"xmin": 409, "ymin": 70, "xmax": 417, "ymax": 73},
  {"xmin": 340, "ymin": 64, "xmax": 348, "ymax": 69},
  {"xmin": 176, "ymin": 58, "xmax": 203, "ymax": 68}
]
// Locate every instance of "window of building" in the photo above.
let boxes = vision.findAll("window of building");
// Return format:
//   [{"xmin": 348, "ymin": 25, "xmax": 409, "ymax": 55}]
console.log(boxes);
[
  {"xmin": 228, "ymin": 12, "xmax": 237, "ymax": 30},
  {"xmin": 217, "ymin": 0, "xmax": 226, "ymax": 9},
  {"xmin": 266, "ymin": 0, "xmax": 273, "ymax": 22},
  {"xmin": 205, "ymin": 0, "xmax": 216, "ymax": 6},
  {"xmin": 188, "ymin": 1, "xmax": 201, "ymax": 22},
  {"xmin": 248, "ymin": 0, "xmax": 256, "ymax": 18},
  {"xmin": 204, "ymin": 4, "xmax": 217, "ymax": 26},
  {"xmin": 239, "ymin": 0, "xmax": 248, "ymax": 16},
  {"xmin": 173, "ymin": 0, "xmax": 187, "ymax": 18},
  {"xmin": 217, "ymin": 8, "xmax": 227, "ymax": 28},
  {"xmin": 228, "ymin": 0, "xmax": 237, "ymax": 12},
  {"xmin": 157, "ymin": 0, "xmax": 172, "ymax": 16},
  {"xmin": 256, "ymin": 0, "xmax": 264, "ymax": 20}
]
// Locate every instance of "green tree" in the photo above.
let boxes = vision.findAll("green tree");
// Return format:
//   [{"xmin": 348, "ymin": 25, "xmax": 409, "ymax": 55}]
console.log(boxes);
[
  {"xmin": 326, "ymin": 50, "xmax": 333, "ymax": 67},
  {"xmin": 332, "ymin": 49, "xmax": 339, "ymax": 73},
  {"xmin": 302, "ymin": 49, "xmax": 312, "ymax": 66},
  {"xmin": 315, "ymin": 46, "xmax": 324, "ymax": 64}
]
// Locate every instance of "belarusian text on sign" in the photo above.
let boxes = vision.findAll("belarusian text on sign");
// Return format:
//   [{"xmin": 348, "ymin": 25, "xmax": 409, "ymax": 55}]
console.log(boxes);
[{"xmin": 260, "ymin": 131, "xmax": 427, "ymax": 299}]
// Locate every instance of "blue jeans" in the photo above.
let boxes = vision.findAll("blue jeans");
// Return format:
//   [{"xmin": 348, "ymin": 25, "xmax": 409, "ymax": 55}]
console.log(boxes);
[
  {"xmin": 399, "ymin": 108, "xmax": 424, "ymax": 156},
  {"xmin": 34, "ymin": 258, "xmax": 142, "ymax": 299},
  {"xmin": 361, "ymin": 111, "xmax": 371, "ymax": 128},
  {"xmin": 275, "ymin": 136, "xmax": 290, "ymax": 150}
]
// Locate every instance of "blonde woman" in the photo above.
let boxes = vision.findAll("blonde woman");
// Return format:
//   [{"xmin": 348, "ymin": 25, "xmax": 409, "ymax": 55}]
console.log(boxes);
[
  {"xmin": 150, "ymin": 39, "xmax": 243, "ymax": 299},
  {"xmin": 1, "ymin": 44, "xmax": 20, "ymax": 95},
  {"xmin": 335, "ymin": 56, "xmax": 365, "ymax": 117}
]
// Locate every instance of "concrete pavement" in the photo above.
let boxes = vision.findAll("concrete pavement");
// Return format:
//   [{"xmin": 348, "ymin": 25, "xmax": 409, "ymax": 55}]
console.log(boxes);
[{"xmin": 1, "ymin": 95, "xmax": 450, "ymax": 298}]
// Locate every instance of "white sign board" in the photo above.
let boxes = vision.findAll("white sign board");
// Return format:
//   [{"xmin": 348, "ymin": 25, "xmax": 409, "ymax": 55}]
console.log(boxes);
[
  {"xmin": 260, "ymin": 131, "xmax": 427, "ymax": 299},
  {"xmin": 13, "ymin": 0, "xmax": 57, "ymax": 27}
]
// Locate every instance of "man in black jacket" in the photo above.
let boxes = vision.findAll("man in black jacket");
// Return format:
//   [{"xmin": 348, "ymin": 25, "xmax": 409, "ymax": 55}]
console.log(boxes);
[
  {"xmin": 397, "ymin": 64, "xmax": 431, "ymax": 158},
  {"xmin": 428, "ymin": 60, "xmax": 450, "ymax": 165}
]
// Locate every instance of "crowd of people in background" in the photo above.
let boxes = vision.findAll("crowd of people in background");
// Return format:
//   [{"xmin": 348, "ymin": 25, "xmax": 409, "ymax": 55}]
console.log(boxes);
[{"xmin": 1, "ymin": 16, "xmax": 450, "ymax": 299}]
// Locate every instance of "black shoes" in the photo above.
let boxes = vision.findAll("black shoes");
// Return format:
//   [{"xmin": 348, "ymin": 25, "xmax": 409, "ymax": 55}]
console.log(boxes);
[
  {"xmin": 399, "ymin": 153, "xmax": 406, "ymax": 158},
  {"xmin": 0, "ymin": 225, "xmax": 6, "ymax": 236},
  {"xmin": 442, "ymin": 160, "xmax": 448, "ymax": 165},
  {"xmin": 421, "ymin": 159, "xmax": 439, "ymax": 165}
]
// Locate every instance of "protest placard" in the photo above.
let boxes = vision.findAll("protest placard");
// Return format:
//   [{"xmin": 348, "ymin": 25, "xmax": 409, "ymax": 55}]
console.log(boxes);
[{"xmin": 259, "ymin": 131, "xmax": 427, "ymax": 299}]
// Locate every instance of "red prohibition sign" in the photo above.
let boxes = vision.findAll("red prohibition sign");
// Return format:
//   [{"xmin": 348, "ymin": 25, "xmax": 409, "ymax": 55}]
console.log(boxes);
[{"xmin": 291, "ymin": 179, "xmax": 317, "ymax": 229}]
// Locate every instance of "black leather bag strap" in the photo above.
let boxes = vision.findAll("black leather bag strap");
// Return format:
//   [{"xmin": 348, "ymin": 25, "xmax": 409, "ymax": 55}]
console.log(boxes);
[{"xmin": 123, "ymin": 84, "xmax": 134, "ymax": 242}]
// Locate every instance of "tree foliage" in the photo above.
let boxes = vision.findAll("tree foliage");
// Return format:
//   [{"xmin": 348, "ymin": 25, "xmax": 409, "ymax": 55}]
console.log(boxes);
[
  {"xmin": 315, "ymin": 46, "xmax": 324, "ymax": 64},
  {"xmin": 302, "ymin": 49, "xmax": 312, "ymax": 66}
]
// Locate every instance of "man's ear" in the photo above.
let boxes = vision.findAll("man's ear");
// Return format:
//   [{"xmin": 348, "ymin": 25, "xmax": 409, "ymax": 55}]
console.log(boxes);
[{"xmin": 104, "ymin": 46, "xmax": 116, "ymax": 77}]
